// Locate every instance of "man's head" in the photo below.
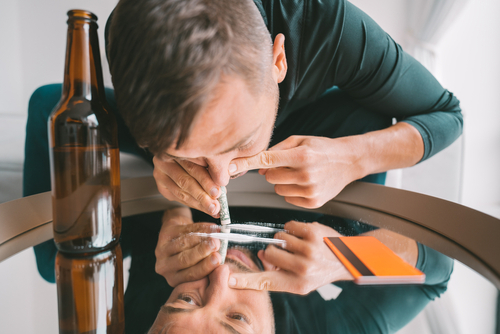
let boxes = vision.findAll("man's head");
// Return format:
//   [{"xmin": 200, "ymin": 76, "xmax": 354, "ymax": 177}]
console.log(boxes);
[
  {"xmin": 109, "ymin": 0, "xmax": 286, "ymax": 160},
  {"xmin": 148, "ymin": 248, "xmax": 275, "ymax": 334}
]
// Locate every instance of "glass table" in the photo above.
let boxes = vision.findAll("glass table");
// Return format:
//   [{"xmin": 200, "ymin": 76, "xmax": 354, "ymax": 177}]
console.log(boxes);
[{"xmin": 1, "ymin": 173, "xmax": 499, "ymax": 333}]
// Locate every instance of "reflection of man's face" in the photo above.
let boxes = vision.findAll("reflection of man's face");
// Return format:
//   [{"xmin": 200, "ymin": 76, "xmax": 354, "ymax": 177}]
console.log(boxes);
[{"xmin": 149, "ymin": 248, "xmax": 275, "ymax": 334}]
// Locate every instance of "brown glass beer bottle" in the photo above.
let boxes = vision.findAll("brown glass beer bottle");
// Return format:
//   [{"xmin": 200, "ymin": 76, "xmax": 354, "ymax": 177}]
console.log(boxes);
[
  {"xmin": 56, "ymin": 245, "xmax": 125, "ymax": 334},
  {"xmin": 48, "ymin": 10, "xmax": 121, "ymax": 254}
]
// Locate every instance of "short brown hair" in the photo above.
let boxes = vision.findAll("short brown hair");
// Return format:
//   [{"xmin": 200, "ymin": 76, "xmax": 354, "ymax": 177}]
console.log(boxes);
[{"xmin": 108, "ymin": 0, "xmax": 272, "ymax": 154}]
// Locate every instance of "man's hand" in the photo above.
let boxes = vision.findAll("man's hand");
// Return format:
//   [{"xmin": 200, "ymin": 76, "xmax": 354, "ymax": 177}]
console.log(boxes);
[
  {"xmin": 228, "ymin": 221, "xmax": 353, "ymax": 295},
  {"xmin": 155, "ymin": 207, "xmax": 221, "ymax": 287},
  {"xmin": 229, "ymin": 135, "xmax": 365, "ymax": 208},
  {"xmin": 153, "ymin": 156, "xmax": 221, "ymax": 217}
]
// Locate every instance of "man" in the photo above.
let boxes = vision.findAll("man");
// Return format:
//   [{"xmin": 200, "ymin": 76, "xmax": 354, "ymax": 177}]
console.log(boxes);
[
  {"xmin": 106, "ymin": 0, "xmax": 462, "ymax": 219},
  {"xmin": 103, "ymin": 0, "xmax": 462, "ymax": 286},
  {"xmin": 23, "ymin": 0, "xmax": 460, "ymax": 328}
]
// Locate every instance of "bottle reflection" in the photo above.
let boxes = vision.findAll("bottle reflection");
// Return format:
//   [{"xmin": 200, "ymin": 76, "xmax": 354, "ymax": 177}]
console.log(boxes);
[{"xmin": 55, "ymin": 245, "xmax": 125, "ymax": 334}]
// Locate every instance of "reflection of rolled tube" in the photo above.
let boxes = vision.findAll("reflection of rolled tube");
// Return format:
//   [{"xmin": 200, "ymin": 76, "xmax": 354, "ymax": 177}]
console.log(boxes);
[
  {"xmin": 55, "ymin": 245, "xmax": 125, "ymax": 334},
  {"xmin": 219, "ymin": 240, "xmax": 229, "ymax": 264},
  {"xmin": 218, "ymin": 186, "xmax": 231, "ymax": 263},
  {"xmin": 218, "ymin": 227, "xmax": 230, "ymax": 264}
]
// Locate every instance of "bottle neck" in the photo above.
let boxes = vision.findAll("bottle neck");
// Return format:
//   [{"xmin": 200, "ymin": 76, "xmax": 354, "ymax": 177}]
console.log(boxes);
[{"xmin": 62, "ymin": 18, "xmax": 105, "ymax": 101}]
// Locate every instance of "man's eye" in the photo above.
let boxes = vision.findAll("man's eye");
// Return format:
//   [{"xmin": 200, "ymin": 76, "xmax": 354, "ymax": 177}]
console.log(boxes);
[
  {"xmin": 178, "ymin": 294, "xmax": 197, "ymax": 305},
  {"xmin": 228, "ymin": 313, "xmax": 250, "ymax": 323}
]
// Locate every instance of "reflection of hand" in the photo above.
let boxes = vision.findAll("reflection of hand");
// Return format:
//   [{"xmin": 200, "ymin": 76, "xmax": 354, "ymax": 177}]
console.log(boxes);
[
  {"xmin": 229, "ymin": 135, "xmax": 364, "ymax": 208},
  {"xmin": 228, "ymin": 221, "xmax": 353, "ymax": 295},
  {"xmin": 155, "ymin": 207, "xmax": 221, "ymax": 287},
  {"xmin": 153, "ymin": 156, "xmax": 221, "ymax": 217}
]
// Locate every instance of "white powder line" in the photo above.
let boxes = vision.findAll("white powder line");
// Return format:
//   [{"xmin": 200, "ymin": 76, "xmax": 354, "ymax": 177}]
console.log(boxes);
[
  {"xmin": 211, "ymin": 223, "xmax": 284, "ymax": 233},
  {"xmin": 190, "ymin": 232, "xmax": 286, "ymax": 247}
]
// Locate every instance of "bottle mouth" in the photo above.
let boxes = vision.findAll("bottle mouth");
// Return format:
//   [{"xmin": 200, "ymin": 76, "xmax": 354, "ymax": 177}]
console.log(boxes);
[{"xmin": 67, "ymin": 9, "xmax": 98, "ymax": 22}]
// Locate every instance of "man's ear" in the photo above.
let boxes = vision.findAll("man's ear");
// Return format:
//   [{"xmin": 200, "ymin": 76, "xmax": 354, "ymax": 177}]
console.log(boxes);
[{"xmin": 272, "ymin": 33, "xmax": 287, "ymax": 83}]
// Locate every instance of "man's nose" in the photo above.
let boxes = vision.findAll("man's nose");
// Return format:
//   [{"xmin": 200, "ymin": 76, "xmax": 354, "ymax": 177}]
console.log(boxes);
[
  {"xmin": 206, "ymin": 265, "xmax": 231, "ymax": 300},
  {"xmin": 207, "ymin": 160, "xmax": 231, "ymax": 187}
]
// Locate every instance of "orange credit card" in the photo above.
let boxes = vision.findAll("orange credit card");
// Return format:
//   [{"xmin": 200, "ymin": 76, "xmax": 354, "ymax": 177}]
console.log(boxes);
[{"xmin": 324, "ymin": 236, "xmax": 425, "ymax": 285}]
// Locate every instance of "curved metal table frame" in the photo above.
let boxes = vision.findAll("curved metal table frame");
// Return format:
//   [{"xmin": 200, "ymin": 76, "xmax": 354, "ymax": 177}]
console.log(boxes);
[{"xmin": 1, "ymin": 174, "xmax": 499, "ymax": 288}]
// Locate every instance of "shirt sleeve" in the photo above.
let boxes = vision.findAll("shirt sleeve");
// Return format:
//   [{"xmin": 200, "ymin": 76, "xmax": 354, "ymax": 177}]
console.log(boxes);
[
  {"xmin": 330, "ymin": 2, "xmax": 462, "ymax": 161},
  {"xmin": 271, "ymin": 242, "xmax": 453, "ymax": 334}
]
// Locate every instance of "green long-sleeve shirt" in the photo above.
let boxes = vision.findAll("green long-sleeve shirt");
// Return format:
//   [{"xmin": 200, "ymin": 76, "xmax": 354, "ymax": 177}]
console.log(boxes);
[
  {"xmin": 256, "ymin": 0, "xmax": 462, "ymax": 161},
  {"xmin": 103, "ymin": 0, "xmax": 462, "ymax": 160}
]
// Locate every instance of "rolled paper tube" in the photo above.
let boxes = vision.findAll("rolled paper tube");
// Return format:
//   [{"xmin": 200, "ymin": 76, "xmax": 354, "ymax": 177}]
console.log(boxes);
[
  {"xmin": 218, "ymin": 186, "xmax": 231, "ymax": 226},
  {"xmin": 217, "ymin": 187, "xmax": 231, "ymax": 263}
]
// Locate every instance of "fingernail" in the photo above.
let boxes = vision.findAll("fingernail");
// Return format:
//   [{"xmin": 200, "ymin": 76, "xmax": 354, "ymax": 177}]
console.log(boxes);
[
  {"xmin": 228, "ymin": 277, "xmax": 236, "ymax": 287},
  {"xmin": 209, "ymin": 239, "xmax": 217, "ymax": 250},
  {"xmin": 208, "ymin": 203, "xmax": 216, "ymax": 215},
  {"xmin": 228, "ymin": 164, "xmax": 237, "ymax": 174},
  {"xmin": 210, "ymin": 187, "xmax": 219, "ymax": 198},
  {"xmin": 211, "ymin": 254, "xmax": 220, "ymax": 265}
]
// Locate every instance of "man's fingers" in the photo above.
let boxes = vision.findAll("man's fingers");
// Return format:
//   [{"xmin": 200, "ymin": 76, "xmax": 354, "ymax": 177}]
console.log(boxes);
[
  {"xmin": 176, "ymin": 160, "xmax": 220, "ymax": 199},
  {"xmin": 285, "ymin": 221, "xmax": 342, "ymax": 240},
  {"xmin": 229, "ymin": 270, "xmax": 313, "ymax": 295},
  {"xmin": 285, "ymin": 196, "xmax": 325, "ymax": 209},
  {"xmin": 166, "ymin": 161, "xmax": 219, "ymax": 214},
  {"xmin": 169, "ymin": 252, "xmax": 221, "ymax": 287},
  {"xmin": 229, "ymin": 149, "xmax": 296, "ymax": 176},
  {"xmin": 158, "ymin": 223, "xmax": 216, "ymax": 253},
  {"xmin": 262, "ymin": 167, "xmax": 297, "ymax": 185},
  {"xmin": 228, "ymin": 271, "xmax": 286, "ymax": 291},
  {"xmin": 172, "ymin": 237, "xmax": 220, "ymax": 267},
  {"xmin": 160, "ymin": 173, "xmax": 220, "ymax": 216},
  {"xmin": 284, "ymin": 221, "xmax": 317, "ymax": 239},
  {"xmin": 161, "ymin": 224, "xmax": 217, "ymax": 249},
  {"xmin": 260, "ymin": 244, "xmax": 309, "ymax": 274},
  {"xmin": 258, "ymin": 250, "xmax": 279, "ymax": 271},
  {"xmin": 229, "ymin": 135, "xmax": 307, "ymax": 176},
  {"xmin": 272, "ymin": 231, "xmax": 307, "ymax": 253},
  {"xmin": 267, "ymin": 135, "xmax": 304, "ymax": 151},
  {"xmin": 153, "ymin": 158, "xmax": 220, "ymax": 216},
  {"xmin": 274, "ymin": 184, "xmax": 316, "ymax": 198}
]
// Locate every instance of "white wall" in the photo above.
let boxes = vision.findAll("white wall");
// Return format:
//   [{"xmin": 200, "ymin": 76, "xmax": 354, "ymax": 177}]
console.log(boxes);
[
  {"xmin": 435, "ymin": 1, "xmax": 500, "ymax": 333},
  {"xmin": 354, "ymin": 1, "xmax": 499, "ymax": 334},
  {"xmin": 350, "ymin": 0, "xmax": 408, "ymax": 46},
  {"xmin": 437, "ymin": 0, "xmax": 500, "ymax": 217},
  {"xmin": 0, "ymin": 2, "xmax": 24, "ymax": 115},
  {"xmin": 1, "ymin": 0, "xmax": 116, "ymax": 117}
]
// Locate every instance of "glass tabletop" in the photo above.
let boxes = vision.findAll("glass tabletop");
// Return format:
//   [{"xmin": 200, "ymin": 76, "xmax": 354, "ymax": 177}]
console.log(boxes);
[
  {"xmin": 3, "ymin": 208, "xmax": 497, "ymax": 334},
  {"xmin": 119, "ymin": 207, "xmax": 456, "ymax": 334},
  {"xmin": 1, "ymin": 175, "xmax": 499, "ymax": 333}
]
